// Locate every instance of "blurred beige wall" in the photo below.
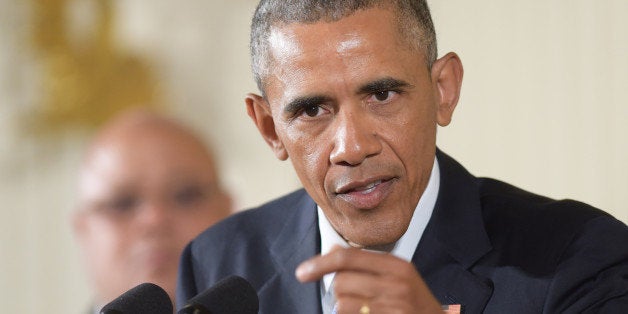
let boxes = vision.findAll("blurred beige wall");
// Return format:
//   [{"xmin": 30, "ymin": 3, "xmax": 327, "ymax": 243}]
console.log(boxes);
[
  {"xmin": 0, "ymin": 0, "xmax": 625, "ymax": 313},
  {"xmin": 432, "ymin": 0, "xmax": 628, "ymax": 225}
]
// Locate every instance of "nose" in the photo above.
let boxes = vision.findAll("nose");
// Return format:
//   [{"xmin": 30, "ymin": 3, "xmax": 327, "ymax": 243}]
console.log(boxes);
[
  {"xmin": 329, "ymin": 108, "xmax": 382, "ymax": 166},
  {"xmin": 136, "ymin": 200, "xmax": 172, "ymax": 233}
]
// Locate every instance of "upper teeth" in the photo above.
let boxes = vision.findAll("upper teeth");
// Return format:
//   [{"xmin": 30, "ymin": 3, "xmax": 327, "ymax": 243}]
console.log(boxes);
[{"xmin": 356, "ymin": 180, "xmax": 381, "ymax": 192}]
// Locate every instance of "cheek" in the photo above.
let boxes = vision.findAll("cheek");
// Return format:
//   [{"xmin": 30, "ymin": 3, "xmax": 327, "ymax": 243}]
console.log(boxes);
[
  {"xmin": 381, "ymin": 101, "xmax": 438, "ymax": 174},
  {"xmin": 172, "ymin": 211, "xmax": 223, "ymax": 243},
  {"xmin": 395, "ymin": 116, "xmax": 436, "ymax": 148},
  {"xmin": 303, "ymin": 145, "xmax": 325, "ymax": 176},
  {"xmin": 81, "ymin": 220, "xmax": 132, "ymax": 273},
  {"xmin": 399, "ymin": 94, "xmax": 438, "ymax": 140},
  {"xmin": 284, "ymin": 129, "xmax": 329, "ymax": 190}
]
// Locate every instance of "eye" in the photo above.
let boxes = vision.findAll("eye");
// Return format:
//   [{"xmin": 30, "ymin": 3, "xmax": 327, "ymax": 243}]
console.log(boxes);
[
  {"xmin": 303, "ymin": 105, "xmax": 322, "ymax": 117},
  {"xmin": 103, "ymin": 194, "xmax": 139, "ymax": 213},
  {"xmin": 296, "ymin": 104, "xmax": 330, "ymax": 120},
  {"xmin": 369, "ymin": 90, "xmax": 397, "ymax": 103},
  {"xmin": 375, "ymin": 91, "xmax": 390, "ymax": 101},
  {"xmin": 174, "ymin": 185, "xmax": 206, "ymax": 207}
]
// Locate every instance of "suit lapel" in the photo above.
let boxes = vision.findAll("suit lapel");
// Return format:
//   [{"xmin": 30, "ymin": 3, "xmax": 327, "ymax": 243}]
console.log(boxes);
[
  {"xmin": 257, "ymin": 191, "xmax": 321, "ymax": 314},
  {"xmin": 412, "ymin": 150, "xmax": 494, "ymax": 312}
]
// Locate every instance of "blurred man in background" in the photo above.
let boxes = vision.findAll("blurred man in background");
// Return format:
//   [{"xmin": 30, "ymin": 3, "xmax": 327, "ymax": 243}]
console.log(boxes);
[{"xmin": 72, "ymin": 108, "xmax": 233, "ymax": 312}]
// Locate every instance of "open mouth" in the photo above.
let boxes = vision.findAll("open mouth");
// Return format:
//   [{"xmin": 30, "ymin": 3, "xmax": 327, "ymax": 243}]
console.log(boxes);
[
  {"xmin": 353, "ymin": 179, "xmax": 384, "ymax": 194},
  {"xmin": 334, "ymin": 176, "xmax": 396, "ymax": 209},
  {"xmin": 336, "ymin": 177, "xmax": 393, "ymax": 195}
]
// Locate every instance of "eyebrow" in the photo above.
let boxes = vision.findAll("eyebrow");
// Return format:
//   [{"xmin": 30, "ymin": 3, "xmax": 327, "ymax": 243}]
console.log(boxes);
[
  {"xmin": 357, "ymin": 77, "xmax": 413, "ymax": 95},
  {"xmin": 284, "ymin": 95, "xmax": 331, "ymax": 115},
  {"xmin": 282, "ymin": 77, "xmax": 413, "ymax": 115}
]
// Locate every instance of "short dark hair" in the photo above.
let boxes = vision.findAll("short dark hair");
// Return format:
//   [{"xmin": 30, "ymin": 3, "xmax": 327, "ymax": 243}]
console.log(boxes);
[{"xmin": 250, "ymin": 0, "xmax": 438, "ymax": 93}]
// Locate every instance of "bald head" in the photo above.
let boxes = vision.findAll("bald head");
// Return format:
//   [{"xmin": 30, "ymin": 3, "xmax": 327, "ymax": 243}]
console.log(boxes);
[
  {"xmin": 73, "ymin": 109, "xmax": 232, "ymax": 307},
  {"xmin": 79, "ymin": 109, "xmax": 223, "ymax": 204}
]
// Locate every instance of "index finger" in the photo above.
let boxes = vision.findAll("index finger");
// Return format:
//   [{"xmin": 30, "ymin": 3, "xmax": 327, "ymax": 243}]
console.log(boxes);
[{"xmin": 295, "ymin": 247, "xmax": 411, "ymax": 282}]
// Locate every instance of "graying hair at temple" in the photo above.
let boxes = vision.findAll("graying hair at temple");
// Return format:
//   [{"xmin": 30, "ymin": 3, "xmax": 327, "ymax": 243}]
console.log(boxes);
[{"xmin": 249, "ymin": 0, "xmax": 438, "ymax": 94}]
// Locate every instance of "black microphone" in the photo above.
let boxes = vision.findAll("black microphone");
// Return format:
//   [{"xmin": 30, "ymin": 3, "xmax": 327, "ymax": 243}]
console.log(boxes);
[
  {"xmin": 100, "ymin": 282, "xmax": 173, "ymax": 314},
  {"xmin": 178, "ymin": 275, "xmax": 259, "ymax": 314}
]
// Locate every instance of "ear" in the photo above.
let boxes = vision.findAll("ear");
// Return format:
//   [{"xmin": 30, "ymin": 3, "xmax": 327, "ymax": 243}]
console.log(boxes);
[
  {"xmin": 431, "ymin": 52, "xmax": 464, "ymax": 127},
  {"xmin": 245, "ymin": 93, "xmax": 289, "ymax": 160}
]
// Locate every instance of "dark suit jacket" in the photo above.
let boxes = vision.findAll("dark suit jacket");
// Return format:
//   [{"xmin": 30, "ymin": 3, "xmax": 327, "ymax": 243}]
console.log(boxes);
[{"xmin": 177, "ymin": 151, "xmax": 628, "ymax": 313}]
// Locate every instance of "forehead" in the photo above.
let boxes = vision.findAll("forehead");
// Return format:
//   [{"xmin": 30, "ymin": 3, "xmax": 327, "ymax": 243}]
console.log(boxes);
[
  {"xmin": 268, "ymin": 7, "xmax": 410, "ymax": 61},
  {"xmin": 97, "ymin": 126, "xmax": 210, "ymax": 168},
  {"xmin": 264, "ymin": 7, "xmax": 424, "ymax": 102},
  {"xmin": 80, "ymin": 128, "xmax": 215, "ymax": 197}
]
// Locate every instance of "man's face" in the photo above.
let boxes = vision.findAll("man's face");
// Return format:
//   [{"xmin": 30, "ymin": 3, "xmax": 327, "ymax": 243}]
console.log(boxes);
[
  {"xmin": 74, "ymin": 125, "xmax": 231, "ymax": 304},
  {"xmin": 250, "ymin": 7, "xmax": 459, "ymax": 247}
]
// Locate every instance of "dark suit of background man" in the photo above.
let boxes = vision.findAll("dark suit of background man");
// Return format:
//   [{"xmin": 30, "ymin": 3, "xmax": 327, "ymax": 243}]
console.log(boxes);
[{"xmin": 177, "ymin": 0, "xmax": 628, "ymax": 313}]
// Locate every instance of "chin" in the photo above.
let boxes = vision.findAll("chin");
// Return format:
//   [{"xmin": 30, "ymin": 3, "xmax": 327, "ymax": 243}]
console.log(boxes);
[
  {"xmin": 147, "ymin": 270, "xmax": 177, "ymax": 285},
  {"xmin": 349, "ymin": 214, "xmax": 407, "ymax": 246},
  {"xmin": 345, "ymin": 226, "xmax": 404, "ymax": 248}
]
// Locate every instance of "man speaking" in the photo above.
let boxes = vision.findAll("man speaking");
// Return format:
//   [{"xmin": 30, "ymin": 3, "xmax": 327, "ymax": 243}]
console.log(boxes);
[{"xmin": 177, "ymin": 1, "xmax": 628, "ymax": 313}]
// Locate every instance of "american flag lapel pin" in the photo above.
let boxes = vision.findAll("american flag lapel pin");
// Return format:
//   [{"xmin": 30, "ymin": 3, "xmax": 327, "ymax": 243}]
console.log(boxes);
[{"xmin": 442, "ymin": 304, "xmax": 462, "ymax": 314}]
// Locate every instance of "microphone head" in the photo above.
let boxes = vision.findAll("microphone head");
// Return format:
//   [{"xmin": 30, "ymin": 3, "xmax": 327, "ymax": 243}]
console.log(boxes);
[
  {"xmin": 180, "ymin": 275, "xmax": 259, "ymax": 314},
  {"xmin": 100, "ymin": 282, "xmax": 173, "ymax": 314}
]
